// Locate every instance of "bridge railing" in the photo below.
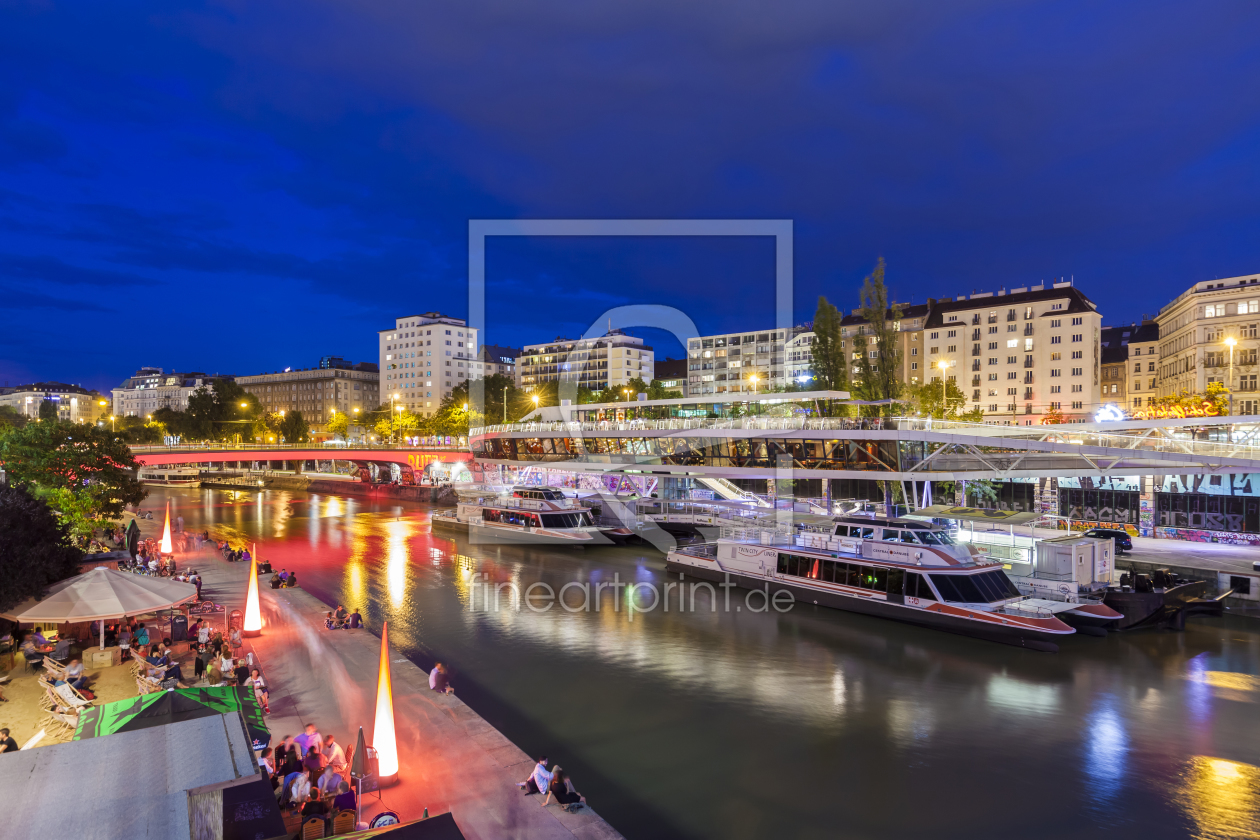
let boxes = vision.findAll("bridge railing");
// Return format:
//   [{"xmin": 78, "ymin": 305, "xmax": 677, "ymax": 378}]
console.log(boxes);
[{"xmin": 130, "ymin": 441, "xmax": 468, "ymax": 453}]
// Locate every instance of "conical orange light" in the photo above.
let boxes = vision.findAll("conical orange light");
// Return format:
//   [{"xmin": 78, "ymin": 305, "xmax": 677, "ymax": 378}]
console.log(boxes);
[
  {"xmin": 159, "ymin": 502, "xmax": 173, "ymax": 554},
  {"xmin": 243, "ymin": 557, "xmax": 262, "ymax": 636},
  {"xmin": 373, "ymin": 621, "xmax": 399, "ymax": 780}
]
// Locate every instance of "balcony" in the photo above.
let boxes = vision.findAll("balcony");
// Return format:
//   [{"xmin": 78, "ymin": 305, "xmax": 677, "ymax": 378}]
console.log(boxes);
[
  {"xmin": 1007, "ymin": 312, "xmax": 1016, "ymax": 322},
  {"xmin": 971, "ymin": 345, "xmax": 981, "ymax": 357},
  {"xmin": 971, "ymin": 330, "xmax": 981, "ymax": 340},
  {"xmin": 1024, "ymin": 357, "xmax": 1034, "ymax": 368},
  {"xmin": 1024, "ymin": 325, "xmax": 1034, "ymax": 336},
  {"xmin": 971, "ymin": 315, "xmax": 981, "ymax": 325},
  {"xmin": 971, "ymin": 377, "xmax": 981, "ymax": 387},
  {"xmin": 972, "ymin": 361, "xmax": 981, "ymax": 371},
  {"xmin": 972, "ymin": 390, "xmax": 981, "ymax": 400},
  {"xmin": 1023, "ymin": 372, "xmax": 1034, "ymax": 384},
  {"xmin": 988, "ymin": 315, "xmax": 998, "ymax": 324}
]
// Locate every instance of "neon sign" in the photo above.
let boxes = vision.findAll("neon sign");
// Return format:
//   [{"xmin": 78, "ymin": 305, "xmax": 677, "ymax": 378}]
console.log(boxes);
[{"xmin": 1130, "ymin": 403, "xmax": 1219, "ymax": 420}]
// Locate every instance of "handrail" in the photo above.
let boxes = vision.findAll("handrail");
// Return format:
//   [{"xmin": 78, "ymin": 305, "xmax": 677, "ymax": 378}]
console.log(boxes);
[{"xmin": 130, "ymin": 442, "xmax": 467, "ymax": 453}]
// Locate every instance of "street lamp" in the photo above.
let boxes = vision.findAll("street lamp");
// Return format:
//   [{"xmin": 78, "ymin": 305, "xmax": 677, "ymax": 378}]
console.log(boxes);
[
  {"xmin": 109, "ymin": 414, "xmax": 115, "ymax": 432},
  {"xmin": 1225, "ymin": 336, "xmax": 1237, "ymax": 416},
  {"xmin": 936, "ymin": 360, "xmax": 951, "ymax": 416}
]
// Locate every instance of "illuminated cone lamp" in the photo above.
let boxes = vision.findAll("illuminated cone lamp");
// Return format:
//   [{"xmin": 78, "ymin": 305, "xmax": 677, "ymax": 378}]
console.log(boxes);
[
  {"xmin": 373, "ymin": 621, "xmax": 400, "ymax": 786},
  {"xmin": 159, "ymin": 502, "xmax": 173, "ymax": 555},
  {"xmin": 243, "ymin": 557, "xmax": 263, "ymax": 637}
]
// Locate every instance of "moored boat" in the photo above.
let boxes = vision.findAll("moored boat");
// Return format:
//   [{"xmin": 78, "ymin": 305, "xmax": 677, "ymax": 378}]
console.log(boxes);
[{"xmin": 432, "ymin": 486, "xmax": 623, "ymax": 546}]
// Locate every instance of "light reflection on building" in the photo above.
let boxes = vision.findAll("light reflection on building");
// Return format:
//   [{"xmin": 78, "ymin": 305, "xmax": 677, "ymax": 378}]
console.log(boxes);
[{"xmin": 1179, "ymin": 756, "xmax": 1260, "ymax": 840}]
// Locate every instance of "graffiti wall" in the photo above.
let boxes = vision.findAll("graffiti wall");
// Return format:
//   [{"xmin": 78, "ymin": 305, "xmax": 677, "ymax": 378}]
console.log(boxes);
[
  {"xmin": 1155, "ymin": 527, "xmax": 1260, "ymax": 546},
  {"xmin": 1058, "ymin": 520, "xmax": 1139, "ymax": 537}
]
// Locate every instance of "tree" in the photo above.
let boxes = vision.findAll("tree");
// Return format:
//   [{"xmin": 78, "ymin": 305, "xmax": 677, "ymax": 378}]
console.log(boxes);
[
  {"xmin": 279, "ymin": 410, "xmax": 310, "ymax": 444},
  {"xmin": 0, "ymin": 405, "xmax": 27, "ymax": 432},
  {"xmin": 0, "ymin": 485, "xmax": 83, "ymax": 612},
  {"xmin": 1042, "ymin": 405, "xmax": 1067, "ymax": 425},
  {"xmin": 0, "ymin": 419, "xmax": 145, "ymax": 528},
  {"xmin": 646, "ymin": 379, "xmax": 683, "ymax": 400},
  {"xmin": 38, "ymin": 399, "xmax": 58, "ymax": 421},
  {"xmin": 907, "ymin": 380, "xmax": 968, "ymax": 420},
  {"xmin": 811, "ymin": 296, "xmax": 847, "ymax": 394},
  {"xmin": 118, "ymin": 414, "xmax": 163, "ymax": 444},
  {"xmin": 852, "ymin": 258, "xmax": 903, "ymax": 417},
  {"xmin": 187, "ymin": 378, "xmax": 262, "ymax": 440},
  {"xmin": 327, "ymin": 412, "xmax": 350, "ymax": 440}
]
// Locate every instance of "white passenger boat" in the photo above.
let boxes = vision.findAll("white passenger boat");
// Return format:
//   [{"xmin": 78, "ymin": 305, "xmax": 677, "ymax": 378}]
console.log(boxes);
[
  {"xmin": 431, "ymin": 486, "xmax": 631, "ymax": 546},
  {"xmin": 137, "ymin": 467, "xmax": 201, "ymax": 487},
  {"xmin": 666, "ymin": 514, "xmax": 1121, "ymax": 651}
]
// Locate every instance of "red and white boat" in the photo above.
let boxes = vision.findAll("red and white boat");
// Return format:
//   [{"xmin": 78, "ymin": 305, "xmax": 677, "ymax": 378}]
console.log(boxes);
[
  {"xmin": 666, "ymin": 514, "xmax": 1121, "ymax": 651},
  {"xmin": 432, "ymin": 486, "xmax": 631, "ymax": 545}
]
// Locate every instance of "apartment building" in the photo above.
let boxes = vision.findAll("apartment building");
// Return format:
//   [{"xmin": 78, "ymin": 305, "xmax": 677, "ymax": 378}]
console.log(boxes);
[
  {"xmin": 1100, "ymin": 345, "xmax": 1128, "ymax": 408},
  {"xmin": 1100, "ymin": 321, "xmax": 1160, "ymax": 411},
  {"xmin": 237, "ymin": 363, "xmax": 379, "ymax": 433},
  {"xmin": 516, "ymin": 330, "xmax": 653, "ymax": 392},
  {"xmin": 686, "ymin": 327, "xmax": 804, "ymax": 396},
  {"xmin": 1157, "ymin": 273, "xmax": 1260, "ymax": 415},
  {"xmin": 0, "ymin": 382, "xmax": 110, "ymax": 423},
  {"xmin": 920, "ymin": 283, "xmax": 1103, "ymax": 423},
  {"xmin": 379, "ymin": 313, "xmax": 478, "ymax": 415},
  {"xmin": 112, "ymin": 368, "xmax": 222, "ymax": 418},
  {"xmin": 475, "ymin": 345, "xmax": 519, "ymax": 380},
  {"xmin": 841, "ymin": 303, "xmax": 932, "ymax": 388}
]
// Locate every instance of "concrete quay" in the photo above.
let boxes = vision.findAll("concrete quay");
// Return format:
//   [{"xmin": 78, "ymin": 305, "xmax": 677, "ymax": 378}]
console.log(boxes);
[{"xmin": 174, "ymin": 541, "xmax": 624, "ymax": 839}]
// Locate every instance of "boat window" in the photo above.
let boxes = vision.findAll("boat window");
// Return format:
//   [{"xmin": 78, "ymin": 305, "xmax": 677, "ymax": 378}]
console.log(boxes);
[
  {"xmin": 540, "ymin": 513, "xmax": 590, "ymax": 528},
  {"xmin": 883, "ymin": 530, "xmax": 901, "ymax": 542},
  {"xmin": 902, "ymin": 531, "xmax": 923, "ymax": 544},
  {"xmin": 832, "ymin": 562, "xmax": 853, "ymax": 586},
  {"xmin": 936, "ymin": 531, "xmax": 956, "ymax": 545},
  {"xmin": 904, "ymin": 572, "xmax": 925, "ymax": 599},
  {"xmin": 973, "ymin": 570, "xmax": 1021, "ymax": 601},
  {"xmin": 857, "ymin": 527, "xmax": 875, "ymax": 539},
  {"xmin": 834, "ymin": 525, "xmax": 850, "ymax": 537},
  {"xmin": 929, "ymin": 573, "xmax": 1008, "ymax": 603}
]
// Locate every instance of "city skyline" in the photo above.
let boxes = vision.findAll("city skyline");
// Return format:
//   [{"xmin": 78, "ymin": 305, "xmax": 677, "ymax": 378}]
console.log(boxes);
[{"xmin": 4, "ymin": 3, "xmax": 1260, "ymax": 390}]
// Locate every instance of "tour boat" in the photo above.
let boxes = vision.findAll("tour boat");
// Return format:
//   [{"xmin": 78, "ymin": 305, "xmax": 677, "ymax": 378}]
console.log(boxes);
[
  {"xmin": 665, "ymin": 514, "xmax": 1110, "ymax": 651},
  {"xmin": 431, "ymin": 486, "xmax": 630, "ymax": 546},
  {"xmin": 137, "ymin": 467, "xmax": 201, "ymax": 487}
]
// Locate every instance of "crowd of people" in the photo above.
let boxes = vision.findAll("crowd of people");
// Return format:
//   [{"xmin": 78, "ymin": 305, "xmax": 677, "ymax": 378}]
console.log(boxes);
[
  {"xmin": 517, "ymin": 754, "xmax": 589, "ymax": 813},
  {"xmin": 263, "ymin": 723, "xmax": 359, "ymax": 822},
  {"xmin": 269, "ymin": 569, "xmax": 300, "ymax": 589}
]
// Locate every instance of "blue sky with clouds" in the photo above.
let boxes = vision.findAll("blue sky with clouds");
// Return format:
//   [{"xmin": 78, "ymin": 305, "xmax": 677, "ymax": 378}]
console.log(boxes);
[{"xmin": 3, "ymin": 1, "xmax": 1260, "ymax": 390}]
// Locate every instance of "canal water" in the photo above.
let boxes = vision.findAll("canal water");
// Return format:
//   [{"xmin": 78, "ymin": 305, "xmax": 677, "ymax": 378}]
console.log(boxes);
[{"xmin": 152, "ymin": 486, "xmax": 1260, "ymax": 840}]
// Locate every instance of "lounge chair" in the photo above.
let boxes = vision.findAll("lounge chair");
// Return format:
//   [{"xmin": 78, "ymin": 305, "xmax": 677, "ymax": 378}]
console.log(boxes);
[
  {"xmin": 52, "ymin": 681, "xmax": 94, "ymax": 709},
  {"xmin": 42, "ymin": 658, "xmax": 68, "ymax": 680},
  {"xmin": 40, "ymin": 709, "xmax": 78, "ymax": 741}
]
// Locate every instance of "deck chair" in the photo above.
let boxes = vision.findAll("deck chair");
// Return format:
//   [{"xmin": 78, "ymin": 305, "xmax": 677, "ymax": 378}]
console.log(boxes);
[
  {"xmin": 53, "ymin": 681, "xmax": 94, "ymax": 709},
  {"xmin": 301, "ymin": 816, "xmax": 327, "ymax": 839},
  {"xmin": 42, "ymin": 658, "xmax": 68, "ymax": 680},
  {"xmin": 40, "ymin": 710, "xmax": 78, "ymax": 741},
  {"xmin": 330, "ymin": 810, "xmax": 356, "ymax": 836}
]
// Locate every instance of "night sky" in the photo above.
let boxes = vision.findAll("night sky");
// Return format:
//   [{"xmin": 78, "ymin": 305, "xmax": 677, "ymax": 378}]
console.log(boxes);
[{"xmin": 3, "ymin": 1, "xmax": 1260, "ymax": 391}]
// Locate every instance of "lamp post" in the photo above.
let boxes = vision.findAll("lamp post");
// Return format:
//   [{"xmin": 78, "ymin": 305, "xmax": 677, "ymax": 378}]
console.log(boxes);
[
  {"xmin": 503, "ymin": 386, "xmax": 508, "ymax": 423},
  {"xmin": 109, "ymin": 414, "xmax": 115, "ymax": 432},
  {"xmin": 937, "ymin": 360, "xmax": 951, "ymax": 417},
  {"xmin": 1225, "ymin": 336, "xmax": 1237, "ymax": 416},
  {"xmin": 749, "ymin": 374, "xmax": 759, "ymax": 395}
]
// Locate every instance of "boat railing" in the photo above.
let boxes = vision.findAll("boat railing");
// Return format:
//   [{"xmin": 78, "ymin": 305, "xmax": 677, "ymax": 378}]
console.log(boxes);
[
  {"xmin": 1004, "ymin": 600, "xmax": 1059, "ymax": 618},
  {"xmin": 674, "ymin": 542, "xmax": 719, "ymax": 558}
]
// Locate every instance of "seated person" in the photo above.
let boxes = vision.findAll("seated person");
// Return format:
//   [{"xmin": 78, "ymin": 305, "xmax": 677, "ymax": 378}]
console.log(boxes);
[
  {"xmin": 317, "ymin": 764, "xmax": 342, "ymax": 797},
  {"xmin": 324, "ymin": 612, "xmax": 336, "ymax": 630},
  {"xmin": 20, "ymin": 634, "xmax": 52, "ymax": 663},
  {"xmin": 270, "ymin": 573, "xmax": 282, "ymax": 589},
  {"xmin": 332, "ymin": 781, "xmax": 357, "ymax": 813},
  {"xmin": 285, "ymin": 571, "xmax": 299, "ymax": 588},
  {"xmin": 333, "ymin": 605, "xmax": 348, "ymax": 626},
  {"xmin": 302, "ymin": 746, "xmax": 326, "ymax": 775},
  {"xmin": 429, "ymin": 662, "xmax": 453, "ymax": 694},
  {"xmin": 63, "ymin": 659, "xmax": 88, "ymax": 690},
  {"xmin": 542, "ymin": 767, "xmax": 587, "ymax": 812},
  {"xmin": 348, "ymin": 609, "xmax": 362, "ymax": 629}
]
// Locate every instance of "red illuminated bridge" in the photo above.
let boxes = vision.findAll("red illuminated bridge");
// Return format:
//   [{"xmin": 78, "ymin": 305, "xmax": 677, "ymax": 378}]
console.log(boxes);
[{"xmin": 130, "ymin": 443, "xmax": 472, "ymax": 483}]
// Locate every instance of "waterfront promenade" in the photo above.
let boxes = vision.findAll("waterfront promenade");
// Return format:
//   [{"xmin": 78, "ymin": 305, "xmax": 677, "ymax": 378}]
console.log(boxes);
[{"xmin": 155, "ymin": 526, "xmax": 624, "ymax": 839}]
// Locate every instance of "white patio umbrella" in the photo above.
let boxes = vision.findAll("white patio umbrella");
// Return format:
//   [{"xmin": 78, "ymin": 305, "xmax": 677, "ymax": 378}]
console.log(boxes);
[{"xmin": 1, "ymin": 567, "xmax": 198, "ymax": 649}]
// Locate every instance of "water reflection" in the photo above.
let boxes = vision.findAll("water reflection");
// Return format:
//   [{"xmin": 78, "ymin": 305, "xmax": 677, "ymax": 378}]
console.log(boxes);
[
  {"xmin": 148, "ymin": 486, "xmax": 1260, "ymax": 840},
  {"xmin": 1179, "ymin": 756, "xmax": 1260, "ymax": 840}
]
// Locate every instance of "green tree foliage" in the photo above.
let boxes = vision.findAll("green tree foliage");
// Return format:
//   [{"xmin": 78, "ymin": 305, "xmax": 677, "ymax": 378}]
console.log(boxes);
[
  {"xmin": 1151, "ymin": 382, "xmax": 1230, "ymax": 416},
  {"xmin": 852, "ymin": 258, "xmax": 903, "ymax": 416},
  {"xmin": 0, "ymin": 419, "xmax": 145, "ymax": 527},
  {"xmin": 0, "ymin": 405, "xmax": 27, "ymax": 432},
  {"xmin": 186, "ymin": 378, "xmax": 262, "ymax": 440},
  {"xmin": 279, "ymin": 410, "xmax": 310, "ymax": 444},
  {"xmin": 38, "ymin": 399, "xmax": 58, "ymax": 421},
  {"xmin": 117, "ymin": 414, "xmax": 163, "ymax": 444},
  {"xmin": 0, "ymin": 484, "xmax": 83, "ymax": 612},
  {"xmin": 811, "ymin": 296, "xmax": 846, "ymax": 392},
  {"xmin": 327, "ymin": 412, "xmax": 350, "ymax": 440},
  {"xmin": 906, "ymin": 380, "xmax": 982, "ymax": 421},
  {"xmin": 646, "ymin": 379, "xmax": 683, "ymax": 400}
]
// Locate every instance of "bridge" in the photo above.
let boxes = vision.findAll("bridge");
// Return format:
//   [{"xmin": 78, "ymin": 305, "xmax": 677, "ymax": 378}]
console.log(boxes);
[{"xmin": 130, "ymin": 443, "xmax": 473, "ymax": 483}]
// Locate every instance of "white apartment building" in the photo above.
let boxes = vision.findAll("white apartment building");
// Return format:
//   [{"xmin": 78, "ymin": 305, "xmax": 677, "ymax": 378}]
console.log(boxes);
[
  {"xmin": 686, "ymin": 328, "xmax": 803, "ymax": 396},
  {"xmin": 1157, "ymin": 273, "xmax": 1260, "ymax": 415},
  {"xmin": 379, "ymin": 313, "xmax": 478, "ymax": 415},
  {"xmin": 0, "ymin": 382, "xmax": 110, "ymax": 424},
  {"xmin": 112, "ymin": 368, "xmax": 221, "ymax": 418},
  {"xmin": 237, "ymin": 364, "xmax": 379, "ymax": 434},
  {"xmin": 517, "ymin": 330, "xmax": 653, "ymax": 392},
  {"xmin": 922, "ymin": 283, "xmax": 1103, "ymax": 423}
]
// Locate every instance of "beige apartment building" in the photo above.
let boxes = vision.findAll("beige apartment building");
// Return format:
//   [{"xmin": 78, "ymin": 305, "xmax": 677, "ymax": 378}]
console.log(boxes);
[
  {"xmin": 1157, "ymin": 273, "xmax": 1260, "ymax": 415},
  {"xmin": 0, "ymin": 382, "xmax": 110, "ymax": 424},
  {"xmin": 919, "ymin": 283, "xmax": 1103, "ymax": 423},
  {"xmin": 518, "ymin": 330, "xmax": 653, "ymax": 393}
]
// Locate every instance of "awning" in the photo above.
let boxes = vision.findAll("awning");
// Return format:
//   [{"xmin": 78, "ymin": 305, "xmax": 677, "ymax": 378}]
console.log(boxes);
[
  {"xmin": 74, "ymin": 686, "xmax": 270, "ymax": 750},
  {"xmin": 913, "ymin": 505, "xmax": 1044, "ymax": 526},
  {"xmin": 0, "ymin": 566, "xmax": 197, "ymax": 623}
]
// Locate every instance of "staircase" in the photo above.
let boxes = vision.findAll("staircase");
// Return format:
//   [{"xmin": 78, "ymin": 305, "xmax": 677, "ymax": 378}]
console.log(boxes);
[{"xmin": 698, "ymin": 477, "xmax": 773, "ymax": 507}]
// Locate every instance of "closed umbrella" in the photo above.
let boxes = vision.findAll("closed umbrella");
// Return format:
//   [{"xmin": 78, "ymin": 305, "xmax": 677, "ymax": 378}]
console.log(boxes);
[
  {"xmin": 126, "ymin": 519, "xmax": 140, "ymax": 560},
  {"xmin": 351, "ymin": 725, "xmax": 368, "ymax": 826},
  {"xmin": 1, "ymin": 567, "xmax": 197, "ymax": 649}
]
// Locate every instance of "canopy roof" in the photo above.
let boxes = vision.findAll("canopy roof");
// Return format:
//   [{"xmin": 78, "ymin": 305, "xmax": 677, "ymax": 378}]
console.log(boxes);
[
  {"xmin": 75, "ymin": 686, "xmax": 270, "ymax": 750},
  {"xmin": 0, "ymin": 566, "xmax": 196, "ymax": 623},
  {"xmin": 913, "ymin": 504, "xmax": 1044, "ymax": 526}
]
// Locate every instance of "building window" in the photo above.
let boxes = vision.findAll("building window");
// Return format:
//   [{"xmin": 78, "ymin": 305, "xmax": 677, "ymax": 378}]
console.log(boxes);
[
  {"xmin": 1072, "ymin": 317, "xmax": 1083, "ymax": 326},
  {"xmin": 1050, "ymin": 319, "xmax": 1061, "ymax": 328}
]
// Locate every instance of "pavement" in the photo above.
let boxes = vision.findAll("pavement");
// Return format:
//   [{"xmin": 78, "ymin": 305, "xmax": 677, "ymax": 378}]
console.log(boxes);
[{"xmin": 188, "ymin": 542, "xmax": 624, "ymax": 839}]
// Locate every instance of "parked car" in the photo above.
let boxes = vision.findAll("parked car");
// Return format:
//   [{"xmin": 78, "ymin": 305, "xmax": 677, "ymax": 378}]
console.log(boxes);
[{"xmin": 1083, "ymin": 527, "xmax": 1133, "ymax": 554}]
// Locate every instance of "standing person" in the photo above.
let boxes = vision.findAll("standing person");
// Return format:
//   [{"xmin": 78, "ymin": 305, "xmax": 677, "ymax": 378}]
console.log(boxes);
[
  {"xmin": 197, "ymin": 621, "xmax": 211, "ymax": 646},
  {"xmin": 294, "ymin": 723, "xmax": 323, "ymax": 758},
  {"xmin": 247, "ymin": 669, "xmax": 271, "ymax": 714},
  {"xmin": 193, "ymin": 646, "xmax": 207, "ymax": 683},
  {"xmin": 229, "ymin": 626, "xmax": 242, "ymax": 653},
  {"xmin": 517, "ymin": 756, "xmax": 552, "ymax": 795}
]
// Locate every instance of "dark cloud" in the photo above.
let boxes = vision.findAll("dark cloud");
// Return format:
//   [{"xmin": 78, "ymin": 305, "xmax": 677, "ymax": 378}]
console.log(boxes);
[{"xmin": 2, "ymin": 0, "xmax": 1260, "ymax": 389}]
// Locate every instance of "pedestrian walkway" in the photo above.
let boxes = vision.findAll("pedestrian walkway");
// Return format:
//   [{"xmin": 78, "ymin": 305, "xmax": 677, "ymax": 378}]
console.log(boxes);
[{"xmin": 191, "ymin": 547, "xmax": 623, "ymax": 839}]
